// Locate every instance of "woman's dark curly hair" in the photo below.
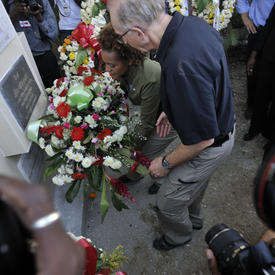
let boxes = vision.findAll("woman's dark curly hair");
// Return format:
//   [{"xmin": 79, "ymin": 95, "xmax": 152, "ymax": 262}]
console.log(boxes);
[{"xmin": 98, "ymin": 23, "xmax": 145, "ymax": 65}]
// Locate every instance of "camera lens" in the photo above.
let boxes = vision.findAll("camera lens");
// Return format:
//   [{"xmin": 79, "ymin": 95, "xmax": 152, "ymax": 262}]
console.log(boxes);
[{"xmin": 205, "ymin": 224, "xmax": 251, "ymax": 275}]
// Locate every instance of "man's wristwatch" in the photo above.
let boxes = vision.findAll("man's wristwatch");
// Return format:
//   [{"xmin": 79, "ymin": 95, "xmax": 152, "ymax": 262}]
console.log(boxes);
[{"xmin": 162, "ymin": 155, "xmax": 171, "ymax": 170}]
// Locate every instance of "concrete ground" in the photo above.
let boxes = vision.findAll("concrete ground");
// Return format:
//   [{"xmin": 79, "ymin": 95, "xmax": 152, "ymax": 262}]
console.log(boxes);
[{"xmin": 82, "ymin": 49, "xmax": 268, "ymax": 274}]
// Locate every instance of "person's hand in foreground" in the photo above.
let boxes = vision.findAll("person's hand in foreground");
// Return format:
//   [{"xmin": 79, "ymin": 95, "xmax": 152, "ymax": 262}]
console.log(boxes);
[
  {"xmin": 0, "ymin": 175, "xmax": 85, "ymax": 275},
  {"xmin": 206, "ymin": 249, "xmax": 221, "ymax": 275}
]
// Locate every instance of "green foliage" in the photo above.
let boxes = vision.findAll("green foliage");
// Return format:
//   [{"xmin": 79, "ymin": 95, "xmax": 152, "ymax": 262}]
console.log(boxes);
[
  {"xmin": 111, "ymin": 192, "xmax": 129, "ymax": 211},
  {"xmin": 97, "ymin": 245, "xmax": 128, "ymax": 273},
  {"xmin": 100, "ymin": 175, "xmax": 109, "ymax": 223},
  {"xmin": 65, "ymin": 180, "xmax": 81, "ymax": 203},
  {"xmin": 44, "ymin": 155, "xmax": 64, "ymax": 180},
  {"xmin": 196, "ymin": 0, "xmax": 211, "ymax": 13},
  {"xmin": 87, "ymin": 166, "xmax": 103, "ymax": 191},
  {"xmin": 75, "ymin": 47, "xmax": 88, "ymax": 69}
]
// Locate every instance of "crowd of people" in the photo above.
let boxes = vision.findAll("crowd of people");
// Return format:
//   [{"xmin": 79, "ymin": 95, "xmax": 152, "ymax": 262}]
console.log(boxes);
[{"xmin": 2, "ymin": 0, "xmax": 275, "ymax": 273}]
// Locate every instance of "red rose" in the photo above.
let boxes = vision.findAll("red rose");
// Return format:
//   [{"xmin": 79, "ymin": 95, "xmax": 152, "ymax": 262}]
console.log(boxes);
[
  {"xmin": 71, "ymin": 127, "xmax": 85, "ymax": 141},
  {"xmin": 56, "ymin": 102, "xmax": 71, "ymax": 118},
  {"xmin": 83, "ymin": 76, "xmax": 94, "ymax": 86},
  {"xmin": 97, "ymin": 128, "xmax": 112, "ymax": 140},
  {"xmin": 55, "ymin": 125, "xmax": 64, "ymax": 138},
  {"xmin": 59, "ymin": 89, "xmax": 68, "ymax": 97},
  {"xmin": 56, "ymin": 77, "xmax": 64, "ymax": 88}
]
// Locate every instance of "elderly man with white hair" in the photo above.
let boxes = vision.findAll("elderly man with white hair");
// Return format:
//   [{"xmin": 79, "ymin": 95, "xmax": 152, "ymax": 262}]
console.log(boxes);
[{"xmin": 108, "ymin": 0, "xmax": 235, "ymax": 251}]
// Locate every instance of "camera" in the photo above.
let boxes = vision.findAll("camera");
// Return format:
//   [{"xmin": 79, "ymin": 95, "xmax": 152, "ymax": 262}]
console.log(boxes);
[
  {"xmin": 0, "ymin": 199, "xmax": 36, "ymax": 275},
  {"xmin": 19, "ymin": 0, "xmax": 41, "ymax": 12},
  {"xmin": 205, "ymin": 147, "xmax": 275, "ymax": 275},
  {"xmin": 205, "ymin": 224, "xmax": 275, "ymax": 275}
]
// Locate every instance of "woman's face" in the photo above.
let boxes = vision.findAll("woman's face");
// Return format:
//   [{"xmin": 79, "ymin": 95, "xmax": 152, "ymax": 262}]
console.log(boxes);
[{"xmin": 101, "ymin": 50, "xmax": 130, "ymax": 77}]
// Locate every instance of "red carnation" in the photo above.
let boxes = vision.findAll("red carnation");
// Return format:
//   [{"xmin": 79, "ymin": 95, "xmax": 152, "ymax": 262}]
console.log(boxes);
[
  {"xmin": 83, "ymin": 76, "xmax": 94, "ymax": 86},
  {"xmin": 77, "ymin": 65, "xmax": 88, "ymax": 76},
  {"xmin": 73, "ymin": 173, "xmax": 86, "ymax": 180},
  {"xmin": 92, "ymin": 156, "xmax": 104, "ymax": 166},
  {"xmin": 56, "ymin": 102, "xmax": 71, "ymax": 118},
  {"xmin": 59, "ymin": 89, "xmax": 68, "ymax": 97},
  {"xmin": 55, "ymin": 125, "xmax": 64, "ymax": 138},
  {"xmin": 97, "ymin": 128, "xmax": 112, "ymax": 140},
  {"xmin": 56, "ymin": 77, "xmax": 64, "ymax": 88},
  {"xmin": 71, "ymin": 127, "xmax": 85, "ymax": 141},
  {"xmin": 40, "ymin": 125, "xmax": 56, "ymax": 134},
  {"xmin": 90, "ymin": 68, "xmax": 102, "ymax": 76}
]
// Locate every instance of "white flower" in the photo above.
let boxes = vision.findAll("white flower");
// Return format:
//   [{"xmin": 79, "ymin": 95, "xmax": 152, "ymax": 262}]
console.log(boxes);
[
  {"xmin": 111, "ymin": 159, "xmax": 122, "ymax": 169},
  {"xmin": 63, "ymin": 175, "xmax": 73, "ymax": 183},
  {"xmin": 74, "ymin": 116, "xmax": 82, "ymax": 123},
  {"xmin": 45, "ymin": 145, "xmax": 55, "ymax": 156},
  {"xmin": 66, "ymin": 166, "xmax": 74, "ymax": 174},
  {"xmin": 85, "ymin": 115, "xmax": 98, "ymax": 129},
  {"xmin": 73, "ymin": 141, "xmax": 85, "ymax": 150},
  {"xmin": 53, "ymin": 96, "xmax": 65, "ymax": 108},
  {"xmin": 60, "ymin": 52, "xmax": 68, "ymax": 61},
  {"xmin": 74, "ymin": 153, "xmax": 84, "ymax": 162},
  {"xmin": 92, "ymin": 97, "xmax": 108, "ymax": 111},
  {"xmin": 65, "ymin": 149, "xmax": 75, "ymax": 160},
  {"xmin": 81, "ymin": 157, "xmax": 93, "ymax": 168},
  {"xmin": 53, "ymin": 175, "xmax": 65, "ymax": 186},
  {"xmin": 103, "ymin": 156, "xmax": 122, "ymax": 169},
  {"xmin": 51, "ymin": 135, "xmax": 60, "ymax": 146},
  {"xmin": 39, "ymin": 137, "xmax": 45, "ymax": 149}
]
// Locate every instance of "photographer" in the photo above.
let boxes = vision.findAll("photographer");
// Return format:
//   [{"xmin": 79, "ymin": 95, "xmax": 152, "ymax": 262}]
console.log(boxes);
[
  {"xmin": 205, "ymin": 147, "xmax": 275, "ymax": 275},
  {"xmin": 206, "ymin": 229, "xmax": 275, "ymax": 275},
  {"xmin": 0, "ymin": 175, "xmax": 85, "ymax": 275},
  {"xmin": 7, "ymin": 0, "xmax": 60, "ymax": 88}
]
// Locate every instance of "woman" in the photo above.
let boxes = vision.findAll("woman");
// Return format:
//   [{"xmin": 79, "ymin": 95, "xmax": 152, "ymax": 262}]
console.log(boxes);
[{"xmin": 98, "ymin": 24, "xmax": 177, "ymax": 193}]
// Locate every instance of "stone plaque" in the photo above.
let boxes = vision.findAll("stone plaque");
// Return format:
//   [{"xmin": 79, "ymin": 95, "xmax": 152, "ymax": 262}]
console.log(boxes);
[{"xmin": 0, "ymin": 55, "xmax": 40, "ymax": 131}]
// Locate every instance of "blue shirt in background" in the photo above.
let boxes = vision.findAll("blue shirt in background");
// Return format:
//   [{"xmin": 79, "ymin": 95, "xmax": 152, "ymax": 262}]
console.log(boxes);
[{"xmin": 237, "ymin": 0, "xmax": 275, "ymax": 26}]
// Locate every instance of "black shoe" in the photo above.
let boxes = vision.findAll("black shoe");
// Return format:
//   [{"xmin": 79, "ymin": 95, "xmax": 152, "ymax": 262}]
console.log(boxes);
[
  {"xmin": 148, "ymin": 183, "xmax": 160, "ymax": 194},
  {"xmin": 243, "ymin": 132, "xmax": 258, "ymax": 141},
  {"xmin": 118, "ymin": 175, "xmax": 132, "ymax": 183},
  {"xmin": 192, "ymin": 224, "xmax": 203, "ymax": 230},
  {"xmin": 153, "ymin": 236, "xmax": 189, "ymax": 251}
]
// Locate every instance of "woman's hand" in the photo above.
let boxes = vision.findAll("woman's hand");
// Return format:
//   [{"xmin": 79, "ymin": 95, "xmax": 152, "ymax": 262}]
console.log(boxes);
[{"xmin": 156, "ymin": 112, "xmax": 172, "ymax": 138}]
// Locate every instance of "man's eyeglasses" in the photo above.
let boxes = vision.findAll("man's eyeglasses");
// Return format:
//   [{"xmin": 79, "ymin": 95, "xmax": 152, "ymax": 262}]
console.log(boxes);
[{"xmin": 116, "ymin": 28, "xmax": 132, "ymax": 44}]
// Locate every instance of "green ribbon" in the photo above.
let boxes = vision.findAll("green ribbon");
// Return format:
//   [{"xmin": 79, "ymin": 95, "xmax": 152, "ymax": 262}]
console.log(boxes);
[
  {"xmin": 27, "ymin": 119, "xmax": 47, "ymax": 144},
  {"xmin": 67, "ymin": 84, "xmax": 93, "ymax": 110}
]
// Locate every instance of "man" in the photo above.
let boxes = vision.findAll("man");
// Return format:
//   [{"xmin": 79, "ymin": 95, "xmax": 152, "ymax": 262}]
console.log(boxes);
[
  {"xmin": 8, "ymin": 0, "xmax": 60, "ymax": 88},
  {"xmin": 237, "ymin": 0, "xmax": 275, "ymax": 121},
  {"xmin": 108, "ymin": 0, "xmax": 234, "ymax": 250},
  {"xmin": 50, "ymin": 0, "xmax": 82, "ymax": 41}
]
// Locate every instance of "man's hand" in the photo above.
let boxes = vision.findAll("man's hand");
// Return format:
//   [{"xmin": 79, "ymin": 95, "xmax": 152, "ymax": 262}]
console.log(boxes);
[
  {"xmin": 247, "ymin": 51, "xmax": 257, "ymax": 76},
  {"xmin": 156, "ymin": 112, "xmax": 172, "ymax": 138},
  {"xmin": 149, "ymin": 156, "xmax": 169, "ymax": 178},
  {"xmin": 206, "ymin": 249, "xmax": 221, "ymax": 275},
  {"xmin": 29, "ymin": 4, "xmax": 44, "ymax": 22},
  {"xmin": 241, "ymin": 13, "xmax": 257, "ymax": 34},
  {"xmin": 10, "ymin": 2, "xmax": 30, "ymax": 21}
]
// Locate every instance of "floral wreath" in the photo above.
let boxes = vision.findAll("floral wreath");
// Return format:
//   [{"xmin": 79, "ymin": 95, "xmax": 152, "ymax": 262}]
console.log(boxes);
[{"xmin": 166, "ymin": 0, "xmax": 236, "ymax": 31}]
